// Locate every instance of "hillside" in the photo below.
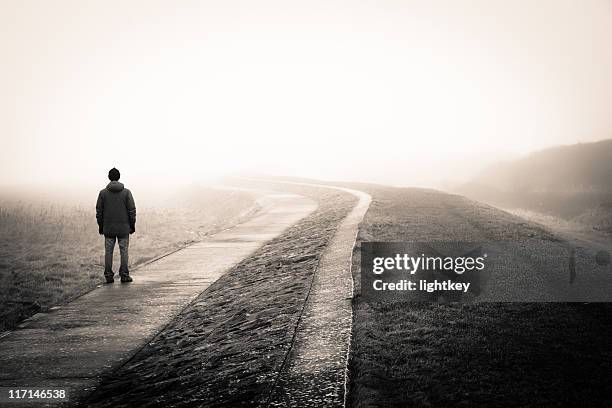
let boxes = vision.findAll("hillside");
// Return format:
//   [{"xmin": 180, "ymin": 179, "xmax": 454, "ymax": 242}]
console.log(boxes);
[
  {"xmin": 458, "ymin": 139, "xmax": 612, "ymax": 229},
  {"xmin": 470, "ymin": 139, "xmax": 612, "ymax": 193}
]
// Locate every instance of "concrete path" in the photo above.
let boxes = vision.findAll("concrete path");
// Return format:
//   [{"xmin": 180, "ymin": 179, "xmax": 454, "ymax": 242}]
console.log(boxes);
[
  {"xmin": 0, "ymin": 191, "xmax": 317, "ymax": 405},
  {"xmin": 268, "ymin": 186, "xmax": 372, "ymax": 408}
]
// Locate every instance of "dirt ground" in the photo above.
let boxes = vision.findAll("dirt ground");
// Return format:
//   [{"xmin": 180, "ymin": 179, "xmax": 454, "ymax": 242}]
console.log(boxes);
[
  {"xmin": 82, "ymin": 185, "xmax": 357, "ymax": 408},
  {"xmin": 346, "ymin": 183, "xmax": 612, "ymax": 407}
]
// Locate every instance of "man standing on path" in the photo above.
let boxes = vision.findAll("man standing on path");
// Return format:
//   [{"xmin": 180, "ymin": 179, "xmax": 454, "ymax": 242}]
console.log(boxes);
[{"xmin": 96, "ymin": 167, "xmax": 136, "ymax": 283}]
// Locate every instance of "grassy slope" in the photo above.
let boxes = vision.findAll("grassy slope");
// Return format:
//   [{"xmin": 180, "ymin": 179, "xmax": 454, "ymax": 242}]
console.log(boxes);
[
  {"xmin": 0, "ymin": 188, "xmax": 259, "ymax": 331},
  {"xmin": 347, "ymin": 184, "xmax": 612, "ymax": 408}
]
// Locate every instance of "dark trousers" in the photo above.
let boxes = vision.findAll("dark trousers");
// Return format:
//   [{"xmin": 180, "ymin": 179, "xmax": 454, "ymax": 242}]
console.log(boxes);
[{"xmin": 104, "ymin": 235, "xmax": 130, "ymax": 277}]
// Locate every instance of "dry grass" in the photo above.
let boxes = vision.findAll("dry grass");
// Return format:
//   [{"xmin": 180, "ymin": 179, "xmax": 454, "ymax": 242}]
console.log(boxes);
[
  {"xmin": 0, "ymin": 188, "xmax": 259, "ymax": 331},
  {"xmin": 345, "ymin": 184, "xmax": 612, "ymax": 408},
  {"xmin": 351, "ymin": 301, "xmax": 612, "ymax": 408}
]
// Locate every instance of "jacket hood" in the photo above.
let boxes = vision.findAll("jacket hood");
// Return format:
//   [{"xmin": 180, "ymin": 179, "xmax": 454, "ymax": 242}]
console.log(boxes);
[{"xmin": 106, "ymin": 181, "xmax": 124, "ymax": 193}]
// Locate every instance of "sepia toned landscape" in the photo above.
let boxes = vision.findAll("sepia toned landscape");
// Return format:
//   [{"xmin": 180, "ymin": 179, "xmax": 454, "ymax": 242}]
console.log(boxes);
[
  {"xmin": 2, "ymin": 166, "xmax": 611, "ymax": 406},
  {"xmin": 1, "ymin": 1, "xmax": 612, "ymax": 407}
]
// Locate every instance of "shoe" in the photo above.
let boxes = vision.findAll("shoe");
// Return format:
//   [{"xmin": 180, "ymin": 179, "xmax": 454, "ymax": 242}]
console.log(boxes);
[
  {"xmin": 105, "ymin": 276, "xmax": 115, "ymax": 284},
  {"xmin": 120, "ymin": 275, "xmax": 133, "ymax": 283}
]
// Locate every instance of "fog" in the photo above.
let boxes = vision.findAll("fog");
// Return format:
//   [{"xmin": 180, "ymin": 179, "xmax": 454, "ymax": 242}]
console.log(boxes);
[{"xmin": 2, "ymin": 0, "xmax": 612, "ymax": 193}]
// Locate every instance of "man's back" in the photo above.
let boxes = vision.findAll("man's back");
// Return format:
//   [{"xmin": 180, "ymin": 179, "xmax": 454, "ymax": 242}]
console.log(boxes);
[{"xmin": 96, "ymin": 180, "xmax": 136, "ymax": 237}]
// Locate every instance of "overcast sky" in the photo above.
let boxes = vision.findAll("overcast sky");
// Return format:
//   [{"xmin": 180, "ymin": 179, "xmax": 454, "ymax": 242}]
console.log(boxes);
[{"xmin": 2, "ymin": 0, "xmax": 611, "ymax": 188}]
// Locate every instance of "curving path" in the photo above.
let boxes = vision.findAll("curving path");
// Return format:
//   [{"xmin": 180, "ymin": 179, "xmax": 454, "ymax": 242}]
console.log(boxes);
[
  {"xmin": 267, "ymin": 185, "xmax": 372, "ymax": 408},
  {"xmin": 0, "ymin": 191, "xmax": 317, "ymax": 404}
]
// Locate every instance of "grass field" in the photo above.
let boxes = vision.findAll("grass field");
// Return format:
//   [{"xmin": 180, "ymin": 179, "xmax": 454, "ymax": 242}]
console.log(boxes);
[
  {"xmin": 347, "ymin": 184, "xmax": 612, "ymax": 408},
  {"xmin": 0, "ymin": 187, "xmax": 259, "ymax": 331}
]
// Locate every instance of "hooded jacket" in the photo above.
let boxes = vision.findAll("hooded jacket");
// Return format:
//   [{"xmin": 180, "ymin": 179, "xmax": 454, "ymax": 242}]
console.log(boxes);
[{"xmin": 96, "ymin": 181, "xmax": 136, "ymax": 237}]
